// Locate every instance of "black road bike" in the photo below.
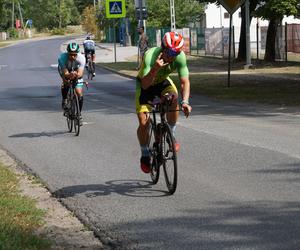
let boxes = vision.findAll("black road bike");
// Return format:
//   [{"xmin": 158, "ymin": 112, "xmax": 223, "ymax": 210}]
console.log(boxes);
[
  {"xmin": 147, "ymin": 94, "xmax": 179, "ymax": 195},
  {"xmin": 64, "ymin": 79, "xmax": 82, "ymax": 136},
  {"xmin": 86, "ymin": 53, "xmax": 95, "ymax": 80}
]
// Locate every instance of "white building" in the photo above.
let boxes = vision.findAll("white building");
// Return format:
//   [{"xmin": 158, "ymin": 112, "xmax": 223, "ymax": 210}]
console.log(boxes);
[
  {"xmin": 203, "ymin": 3, "xmax": 300, "ymax": 57},
  {"xmin": 205, "ymin": 3, "xmax": 300, "ymax": 42}
]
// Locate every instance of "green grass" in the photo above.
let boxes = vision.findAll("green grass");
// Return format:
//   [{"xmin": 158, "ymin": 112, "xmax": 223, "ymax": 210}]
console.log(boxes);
[
  {"xmin": 99, "ymin": 56, "xmax": 300, "ymax": 106},
  {"xmin": 0, "ymin": 163, "xmax": 51, "ymax": 249},
  {"xmin": 188, "ymin": 73, "xmax": 300, "ymax": 106}
]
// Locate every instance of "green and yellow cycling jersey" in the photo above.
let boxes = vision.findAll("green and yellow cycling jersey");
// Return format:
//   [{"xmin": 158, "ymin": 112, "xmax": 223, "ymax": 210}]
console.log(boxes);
[{"xmin": 137, "ymin": 47, "xmax": 189, "ymax": 84}]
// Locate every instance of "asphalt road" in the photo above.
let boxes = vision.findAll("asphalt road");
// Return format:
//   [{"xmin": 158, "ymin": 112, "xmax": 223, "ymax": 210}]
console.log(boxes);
[{"xmin": 0, "ymin": 37, "xmax": 299, "ymax": 249}]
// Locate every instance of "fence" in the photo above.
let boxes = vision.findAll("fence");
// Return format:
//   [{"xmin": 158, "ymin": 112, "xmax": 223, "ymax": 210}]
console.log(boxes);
[
  {"xmin": 104, "ymin": 23, "xmax": 300, "ymax": 61},
  {"xmin": 287, "ymin": 24, "xmax": 300, "ymax": 53},
  {"xmin": 189, "ymin": 23, "xmax": 300, "ymax": 61}
]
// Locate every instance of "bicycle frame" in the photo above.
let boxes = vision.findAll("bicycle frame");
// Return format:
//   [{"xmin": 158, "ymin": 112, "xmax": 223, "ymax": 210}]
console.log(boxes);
[
  {"xmin": 65, "ymin": 79, "xmax": 81, "ymax": 136},
  {"xmin": 150, "ymin": 95, "xmax": 177, "ymax": 129},
  {"xmin": 148, "ymin": 95, "xmax": 179, "ymax": 194}
]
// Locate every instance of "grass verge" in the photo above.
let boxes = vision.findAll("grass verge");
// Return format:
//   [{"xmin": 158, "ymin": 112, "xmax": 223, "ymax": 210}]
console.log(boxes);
[
  {"xmin": 0, "ymin": 42, "xmax": 12, "ymax": 48},
  {"xmin": 98, "ymin": 56, "xmax": 300, "ymax": 106},
  {"xmin": 0, "ymin": 163, "xmax": 51, "ymax": 249}
]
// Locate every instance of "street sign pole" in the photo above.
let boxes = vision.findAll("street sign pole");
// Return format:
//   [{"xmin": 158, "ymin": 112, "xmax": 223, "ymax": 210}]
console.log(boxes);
[
  {"xmin": 228, "ymin": 14, "xmax": 232, "ymax": 87},
  {"xmin": 106, "ymin": 0, "xmax": 126, "ymax": 63},
  {"xmin": 218, "ymin": 0, "xmax": 245, "ymax": 87},
  {"xmin": 113, "ymin": 19, "xmax": 116, "ymax": 63}
]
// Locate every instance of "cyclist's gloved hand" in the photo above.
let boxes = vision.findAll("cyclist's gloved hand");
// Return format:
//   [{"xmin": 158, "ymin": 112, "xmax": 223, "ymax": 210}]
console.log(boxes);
[
  {"xmin": 69, "ymin": 71, "xmax": 78, "ymax": 80},
  {"xmin": 155, "ymin": 52, "xmax": 169, "ymax": 69}
]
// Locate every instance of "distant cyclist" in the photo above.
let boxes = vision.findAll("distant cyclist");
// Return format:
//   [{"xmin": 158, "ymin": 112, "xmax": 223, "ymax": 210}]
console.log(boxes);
[
  {"xmin": 58, "ymin": 42, "xmax": 86, "ymax": 125},
  {"xmin": 83, "ymin": 35, "xmax": 96, "ymax": 77},
  {"xmin": 135, "ymin": 31, "xmax": 192, "ymax": 173}
]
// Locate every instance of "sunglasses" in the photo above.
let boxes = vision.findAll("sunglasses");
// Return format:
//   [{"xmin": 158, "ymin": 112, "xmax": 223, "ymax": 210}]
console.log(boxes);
[{"xmin": 164, "ymin": 48, "xmax": 179, "ymax": 57}]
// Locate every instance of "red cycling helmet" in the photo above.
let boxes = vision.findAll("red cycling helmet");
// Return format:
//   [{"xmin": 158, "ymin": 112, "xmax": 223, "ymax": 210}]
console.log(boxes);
[{"xmin": 162, "ymin": 31, "xmax": 184, "ymax": 55}]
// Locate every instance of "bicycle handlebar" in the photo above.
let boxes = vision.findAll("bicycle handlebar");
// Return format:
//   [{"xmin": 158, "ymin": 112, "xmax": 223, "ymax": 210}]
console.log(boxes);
[{"xmin": 148, "ymin": 93, "xmax": 176, "ymax": 107}]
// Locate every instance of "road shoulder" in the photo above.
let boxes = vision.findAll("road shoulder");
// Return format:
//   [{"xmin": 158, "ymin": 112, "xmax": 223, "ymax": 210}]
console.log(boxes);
[{"xmin": 0, "ymin": 148, "xmax": 104, "ymax": 249}]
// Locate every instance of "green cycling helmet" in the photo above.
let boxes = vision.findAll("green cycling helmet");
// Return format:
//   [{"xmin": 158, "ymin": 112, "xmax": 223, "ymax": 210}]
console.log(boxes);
[{"xmin": 67, "ymin": 42, "xmax": 80, "ymax": 53}]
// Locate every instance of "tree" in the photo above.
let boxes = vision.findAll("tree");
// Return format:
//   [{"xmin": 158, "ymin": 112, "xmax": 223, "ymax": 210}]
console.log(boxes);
[
  {"xmin": 74, "ymin": 0, "xmax": 94, "ymax": 14},
  {"xmin": 254, "ymin": 0, "xmax": 298, "ymax": 61},
  {"xmin": 0, "ymin": 0, "xmax": 26, "ymax": 31},
  {"xmin": 0, "ymin": 0, "xmax": 13, "ymax": 30},
  {"xmin": 24, "ymin": 0, "xmax": 79, "ymax": 31},
  {"xmin": 237, "ymin": 0, "xmax": 259, "ymax": 61},
  {"xmin": 81, "ymin": 5, "xmax": 97, "ymax": 35},
  {"xmin": 146, "ymin": 0, "xmax": 204, "ymax": 28},
  {"xmin": 59, "ymin": 0, "xmax": 80, "ymax": 27}
]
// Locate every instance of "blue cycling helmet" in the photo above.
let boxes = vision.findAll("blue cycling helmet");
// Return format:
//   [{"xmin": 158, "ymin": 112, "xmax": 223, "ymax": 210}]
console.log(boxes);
[{"xmin": 67, "ymin": 42, "xmax": 80, "ymax": 53}]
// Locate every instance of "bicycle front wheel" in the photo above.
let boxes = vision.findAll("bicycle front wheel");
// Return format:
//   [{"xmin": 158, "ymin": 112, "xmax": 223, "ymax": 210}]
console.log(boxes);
[
  {"xmin": 148, "ymin": 120, "xmax": 160, "ymax": 184},
  {"xmin": 73, "ymin": 93, "xmax": 81, "ymax": 136},
  {"xmin": 66, "ymin": 90, "xmax": 73, "ymax": 132},
  {"xmin": 162, "ymin": 124, "xmax": 177, "ymax": 195}
]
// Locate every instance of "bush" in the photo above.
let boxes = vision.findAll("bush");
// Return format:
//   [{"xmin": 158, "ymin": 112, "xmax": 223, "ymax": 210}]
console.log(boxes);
[
  {"xmin": 66, "ymin": 25, "xmax": 83, "ymax": 34},
  {"xmin": 7, "ymin": 28, "xmax": 19, "ymax": 39},
  {"xmin": 50, "ymin": 28, "xmax": 65, "ymax": 35}
]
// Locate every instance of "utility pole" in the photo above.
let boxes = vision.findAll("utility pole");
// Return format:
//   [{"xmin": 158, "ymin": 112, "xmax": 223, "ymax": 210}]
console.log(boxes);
[
  {"xmin": 12, "ymin": 2, "xmax": 15, "ymax": 28},
  {"xmin": 170, "ymin": 0, "xmax": 176, "ymax": 31},
  {"xmin": 135, "ymin": 0, "xmax": 147, "ymax": 30},
  {"xmin": 139, "ymin": 0, "xmax": 142, "ymax": 28},
  {"xmin": 59, "ymin": 0, "xmax": 62, "ymax": 28},
  {"xmin": 17, "ymin": 1, "xmax": 24, "ymax": 28}
]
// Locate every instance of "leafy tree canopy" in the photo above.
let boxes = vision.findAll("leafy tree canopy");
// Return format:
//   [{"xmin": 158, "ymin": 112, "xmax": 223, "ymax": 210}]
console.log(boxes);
[
  {"xmin": 254, "ymin": 0, "xmax": 298, "ymax": 20},
  {"xmin": 146, "ymin": 0, "xmax": 204, "ymax": 28},
  {"xmin": 73, "ymin": 0, "xmax": 94, "ymax": 14}
]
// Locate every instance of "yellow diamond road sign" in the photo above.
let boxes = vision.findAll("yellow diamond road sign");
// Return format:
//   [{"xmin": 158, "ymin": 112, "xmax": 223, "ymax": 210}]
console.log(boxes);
[
  {"xmin": 219, "ymin": 0, "xmax": 245, "ymax": 15},
  {"xmin": 106, "ymin": 0, "xmax": 126, "ymax": 18}
]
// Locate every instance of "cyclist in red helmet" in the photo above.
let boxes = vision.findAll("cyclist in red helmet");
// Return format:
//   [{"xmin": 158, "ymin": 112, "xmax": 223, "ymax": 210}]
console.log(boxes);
[{"xmin": 135, "ymin": 31, "xmax": 192, "ymax": 174}]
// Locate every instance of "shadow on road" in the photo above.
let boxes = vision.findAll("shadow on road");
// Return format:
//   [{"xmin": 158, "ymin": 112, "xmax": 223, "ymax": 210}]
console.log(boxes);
[
  {"xmin": 112, "ymin": 200, "xmax": 300, "ymax": 249},
  {"xmin": 53, "ymin": 179, "xmax": 169, "ymax": 198},
  {"xmin": 250, "ymin": 162, "xmax": 300, "ymax": 185},
  {"xmin": 9, "ymin": 130, "xmax": 68, "ymax": 138}
]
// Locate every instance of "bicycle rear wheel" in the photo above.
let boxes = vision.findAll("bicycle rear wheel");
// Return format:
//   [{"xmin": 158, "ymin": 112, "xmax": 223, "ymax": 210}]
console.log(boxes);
[
  {"xmin": 148, "ymin": 120, "xmax": 160, "ymax": 184},
  {"xmin": 73, "ymin": 92, "xmax": 81, "ymax": 136},
  {"xmin": 162, "ymin": 124, "xmax": 177, "ymax": 195},
  {"xmin": 88, "ymin": 61, "xmax": 94, "ymax": 80},
  {"xmin": 66, "ymin": 90, "xmax": 73, "ymax": 132}
]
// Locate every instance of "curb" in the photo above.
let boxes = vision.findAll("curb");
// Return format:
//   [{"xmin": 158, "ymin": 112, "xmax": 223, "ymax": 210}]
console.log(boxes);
[
  {"xmin": 95, "ymin": 43, "xmax": 112, "ymax": 51},
  {"xmin": 96, "ymin": 64, "xmax": 137, "ymax": 81},
  {"xmin": 0, "ymin": 147, "xmax": 104, "ymax": 249},
  {"xmin": 0, "ymin": 34, "xmax": 77, "ymax": 50}
]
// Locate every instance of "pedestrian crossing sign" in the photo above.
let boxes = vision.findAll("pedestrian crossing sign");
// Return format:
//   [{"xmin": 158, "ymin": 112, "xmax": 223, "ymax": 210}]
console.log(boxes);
[{"xmin": 106, "ymin": 0, "xmax": 126, "ymax": 18}]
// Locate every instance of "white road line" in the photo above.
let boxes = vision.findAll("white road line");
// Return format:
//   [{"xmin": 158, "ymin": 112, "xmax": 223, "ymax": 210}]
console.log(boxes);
[{"xmin": 0, "ymin": 64, "xmax": 8, "ymax": 69}]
